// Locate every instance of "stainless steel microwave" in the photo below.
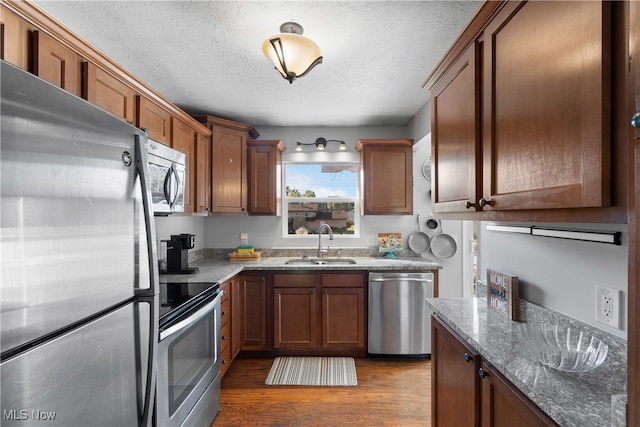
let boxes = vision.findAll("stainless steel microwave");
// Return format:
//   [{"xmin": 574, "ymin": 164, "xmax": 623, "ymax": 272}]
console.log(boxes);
[{"xmin": 147, "ymin": 139, "xmax": 186, "ymax": 215}]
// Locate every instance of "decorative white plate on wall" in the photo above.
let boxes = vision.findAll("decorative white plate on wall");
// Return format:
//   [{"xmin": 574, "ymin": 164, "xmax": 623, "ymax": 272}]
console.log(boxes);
[{"xmin": 422, "ymin": 158, "xmax": 432, "ymax": 181}]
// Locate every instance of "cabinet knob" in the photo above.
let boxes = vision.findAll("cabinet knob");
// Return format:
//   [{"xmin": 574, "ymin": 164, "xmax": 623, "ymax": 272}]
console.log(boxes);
[
  {"xmin": 311, "ymin": 289, "xmax": 316, "ymax": 294},
  {"xmin": 464, "ymin": 201, "xmax": 474, "ymax": 209},
  {"xmin": 479, "ymin": 198, "xmax": 494, "ymax": 207},
  {"xmin": 323, "ymin": 289, "xmax": 328, "ymax": 295},
  {"xmin": 478, "ymin": 368, "xmax": 488, "ymax": 378},
  {"xmin": 632, "ymin": 112, "xmax": 640, "ymax": 128},
  {"xmin": 463, "ymin": 352, "xmax": 472, "ymax": 362}
]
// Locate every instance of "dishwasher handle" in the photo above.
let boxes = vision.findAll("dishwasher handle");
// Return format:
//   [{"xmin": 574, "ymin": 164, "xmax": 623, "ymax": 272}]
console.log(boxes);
[{"xmin": 369, "ymin": 277, "xmax": 432, "ymax": 283}]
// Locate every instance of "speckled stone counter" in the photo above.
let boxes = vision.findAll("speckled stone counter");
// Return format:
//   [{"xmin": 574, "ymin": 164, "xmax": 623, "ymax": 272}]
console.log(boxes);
[
  {"xmin": 159, "ymin": 255, "xmax": 441, "ymax": 285},
  {"xmin": 425, "ymin": 297, "xmax": 627, "ymax": 427}
]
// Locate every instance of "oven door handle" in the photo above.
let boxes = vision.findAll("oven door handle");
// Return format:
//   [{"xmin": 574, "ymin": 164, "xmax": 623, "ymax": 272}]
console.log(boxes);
[{"xmin": 160, "ymin": 297, "xmax": 219, "ymax": 341}]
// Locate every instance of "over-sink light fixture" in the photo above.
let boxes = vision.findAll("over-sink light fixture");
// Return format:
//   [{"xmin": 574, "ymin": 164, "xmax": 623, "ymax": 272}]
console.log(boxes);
[
  {"xmin": 262, "ymin": 22, "xmax": 323, "ymax": 84},
  {"xmin": 295, "ymin": 137, "xmax": 347, "ymax": 152}
]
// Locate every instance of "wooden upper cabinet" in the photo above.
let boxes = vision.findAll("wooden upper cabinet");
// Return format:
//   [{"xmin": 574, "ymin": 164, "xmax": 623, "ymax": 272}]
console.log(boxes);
[
  {"xmin": 194, "ymin": 130, "xmax": 212, "ymax": 214},
  {"xmin": 1, "ymin": 4, "xmax": 34, "ymax": 70},
  {"xmin": 247, "ymin": 140, "xmax": 285, "ymax": 216},
  {"xmin": 194, "ymin": 115, "xmax": 259, "ymax": 215},
  {"xmin": 136, "ymin": 95, "xmax": 171, "ymax": 145},
  {"xmin": 481, "ymin": 0, "xmax": 611, "ymax": 211},
  {"xmin": 83, "ymin": 62, "xmax": 135, "ymax": 123},
  {"xmin": 431, "ymin": 42, "xmax": 481, "ymax": 213},
  {"xmin": 356, "ymin": 139, "xmax": 414, "ymax": 215},
  {"xmin": 32, "ymin": 30, "xmax": 81, "ymax": 96},
  {"xmin": 213, "ymin": 126, "xmax": 247, "ymax": 214},
  {"xmin": 171, "ymin": 117, "xmax": 195, "ymax": 214}
]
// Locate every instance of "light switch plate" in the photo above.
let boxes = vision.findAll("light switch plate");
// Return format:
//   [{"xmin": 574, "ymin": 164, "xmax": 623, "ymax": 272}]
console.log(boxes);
[{"xmin": 596, "ymin": 285, "xmax": 621, "ymax": 329}]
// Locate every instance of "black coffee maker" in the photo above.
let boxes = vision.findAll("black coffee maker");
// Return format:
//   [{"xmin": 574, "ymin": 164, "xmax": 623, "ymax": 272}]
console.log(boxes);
[{"xmin": 165, "ymin": 234, "xmax": 199, "ymax": 274}]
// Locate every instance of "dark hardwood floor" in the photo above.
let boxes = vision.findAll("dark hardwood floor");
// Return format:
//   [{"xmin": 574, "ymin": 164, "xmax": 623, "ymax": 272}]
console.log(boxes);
[{"xmin": 211, "ymin": 357, "xmax": 431, "ymax": 426}]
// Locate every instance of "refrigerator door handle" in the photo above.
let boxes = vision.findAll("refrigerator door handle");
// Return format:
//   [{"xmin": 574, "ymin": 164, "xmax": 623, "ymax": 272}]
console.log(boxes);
[{"xmin": 134, "ymin": 133, "xmax": 159, "ymax": 427}]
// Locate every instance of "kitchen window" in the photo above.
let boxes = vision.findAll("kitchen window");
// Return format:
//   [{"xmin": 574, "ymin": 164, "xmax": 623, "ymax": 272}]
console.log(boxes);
[{"xmin": 283, "ymin": 162, "xmax": 360, "ymax": 237}]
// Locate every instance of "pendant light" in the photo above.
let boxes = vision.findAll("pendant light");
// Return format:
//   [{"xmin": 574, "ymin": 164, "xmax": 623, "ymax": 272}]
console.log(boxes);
[{"xmin": 262, "ymin": 22, "xmax": 323, "ymax": 84}]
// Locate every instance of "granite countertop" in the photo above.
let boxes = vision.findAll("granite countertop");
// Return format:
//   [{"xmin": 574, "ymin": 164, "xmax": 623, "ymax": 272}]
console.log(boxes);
[
  {"xmin": 426, "ymin": 297, "xmax": 628, "ymax": 427},
  {"xmin": 159, "ymin": 256, "xmax": 442, "ymax": 284}
]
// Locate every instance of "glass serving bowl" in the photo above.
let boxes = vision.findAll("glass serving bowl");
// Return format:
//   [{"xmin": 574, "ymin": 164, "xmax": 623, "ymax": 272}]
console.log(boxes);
[{"xmin": 518, "ymin": 323, "xmax": 609, "ymax": 373}]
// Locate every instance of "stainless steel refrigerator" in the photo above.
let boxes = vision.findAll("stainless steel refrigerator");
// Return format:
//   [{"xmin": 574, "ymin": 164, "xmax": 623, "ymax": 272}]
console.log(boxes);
[{"xmin": 1, "ymin": 60, "xmax": 158, "ymax": 426}]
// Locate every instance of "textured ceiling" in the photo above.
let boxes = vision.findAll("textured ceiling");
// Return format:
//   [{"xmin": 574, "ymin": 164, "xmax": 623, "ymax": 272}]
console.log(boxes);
[{"xmin": 34, "ymin": 1, "xmax": 481, "ymax": 127}]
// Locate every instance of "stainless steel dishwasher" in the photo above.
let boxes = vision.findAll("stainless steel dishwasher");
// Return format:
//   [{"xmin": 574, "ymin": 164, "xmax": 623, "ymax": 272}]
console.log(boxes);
[{"xmin": 368, "ymin": 272, "xmax": 434, "ymax": 356}]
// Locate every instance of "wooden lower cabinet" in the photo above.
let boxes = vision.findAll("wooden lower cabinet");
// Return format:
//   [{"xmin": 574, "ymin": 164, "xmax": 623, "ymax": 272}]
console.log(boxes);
[
  {"xmin": 273, "ymin": 272, "xmax": 366, "ymax": 355},
  {"xmin": 480, "ymin": 361, "xmax": 557, "ymax": 427},
  {"xmin": 239, "ymin": 273, "xmax": 270, "ymax": 350},
  {"xmin": 432, "ymin": 315, "xmax": 480, "ymax": 426},
  {"xmin": 432, "ymin": 315, "xmax": 556, "ymax": 427}
]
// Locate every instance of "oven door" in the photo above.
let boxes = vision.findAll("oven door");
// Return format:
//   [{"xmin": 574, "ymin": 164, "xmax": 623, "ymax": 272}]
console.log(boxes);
[{"xmin": 157, "ymin": 293, "xmax": 221, "ymax": 427}]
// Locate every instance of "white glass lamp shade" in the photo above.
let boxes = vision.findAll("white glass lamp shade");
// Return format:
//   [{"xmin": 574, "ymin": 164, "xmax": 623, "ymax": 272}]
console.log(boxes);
[{"xmin": 262, "ymin": 23, "xmax": 322, "ymax": 83}]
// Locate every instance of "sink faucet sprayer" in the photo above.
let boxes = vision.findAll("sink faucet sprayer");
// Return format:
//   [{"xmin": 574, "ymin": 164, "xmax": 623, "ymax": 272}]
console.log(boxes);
[{"xmin": 317, "ymin": 223, "xmax": 334, "ymax": 258}]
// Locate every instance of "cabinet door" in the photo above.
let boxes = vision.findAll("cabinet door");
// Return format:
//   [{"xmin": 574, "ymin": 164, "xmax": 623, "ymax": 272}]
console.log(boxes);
[
  {"xmin": 171, "ymin": 117, "xmax": 195, "ymax": 214},
  {"xmin": 230, "ymin": 277, "xmax": 241, "ymax": 359},
  {"xmin": 481, "ymin": 1, "xmax": 611, "ymax": 211},
  {"xmin": 33, "ymin": 30, "xmax": 81, "ymax": 96},
  {"xmin": 83, "ymin": 62, "xmax": 135, "ymax": 123},
  {"xmin": 480, "ymin": 362, "xmax": 556, "ymax": 427},
  {"xmin": 629, "ymin": 2, "xmax": 640, "ymax": 424},
  {"xmin": 1, "ymin": 5, "xmax": 34, "ymax": 70},
  {"xmin": 195, "ymin": 130, "xmax": 211, "ymax": 214},
  {"xmin": 212, "ymin": 127, "xmax": 247, "ymax": 214},
  {"xmin": 274, "ymin": 287, "xmax": 318, "ymax": 348},
  {"xmin": 239, "ymin": 274, "xmax": 269, "ymax": 350},
  {"xmin": 431, "ymin": 42, "xmax": 481, "ymax": 213},
  {"xmin": 322, "ymin": 287, "xmax": 364, "ymax": 349},
  {"xmin": 358, "ymin": 139, "xmax": 413, "ymax": 215},
  {"xmin": 432, "ymin": 315, "xmax": 480, "ymax": 427},
  {"xmin": 136, "ymin": 95, "xmax": 170, "ymax": 145},
  {"xmin": 248, "ymin": 140, "xmax": 283, "ymax": 216}
]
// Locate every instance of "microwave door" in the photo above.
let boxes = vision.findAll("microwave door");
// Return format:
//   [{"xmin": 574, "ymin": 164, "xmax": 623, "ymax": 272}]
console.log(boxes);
[
  {"xmin": 170, "ymin": 163, "xmax": 185, "ymax": 213},
  {"xmin": 148, "ymin": 156, "xmax": 173, "ymax": 214}
]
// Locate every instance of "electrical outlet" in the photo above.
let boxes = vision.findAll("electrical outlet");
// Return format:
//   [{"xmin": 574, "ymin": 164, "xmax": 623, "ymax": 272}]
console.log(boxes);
[
  {"xmin": 596, "ymin": 285, "xmax": 621, "ymax": 329},
  {"xmin": 240, "ymin": 233, "xmax": 248, "ymax": 245}
]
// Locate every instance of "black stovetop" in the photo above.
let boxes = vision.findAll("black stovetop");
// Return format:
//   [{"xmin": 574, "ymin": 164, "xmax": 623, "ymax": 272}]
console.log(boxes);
[{"xmin": 159, "ymin": 281, "xmax": 219, "ymax": 319}]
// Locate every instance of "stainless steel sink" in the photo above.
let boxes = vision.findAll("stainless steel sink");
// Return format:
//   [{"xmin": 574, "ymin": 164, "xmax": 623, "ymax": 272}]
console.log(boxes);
[{"xmin": 285, "ymin": 258, "xmax": 357, "ymax": 265}]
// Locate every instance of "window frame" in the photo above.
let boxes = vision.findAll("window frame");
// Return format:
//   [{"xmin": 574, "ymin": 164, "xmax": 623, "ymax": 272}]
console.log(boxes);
[{"xmin": 282, "ymin": 161, "xmax": 361, "ymax": 239}]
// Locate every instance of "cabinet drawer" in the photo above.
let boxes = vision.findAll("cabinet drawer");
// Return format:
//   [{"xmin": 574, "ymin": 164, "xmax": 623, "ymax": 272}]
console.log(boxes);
[
  {"xmin": 274, "ymin": 273, "xmax": 316, "ymax": 287},
  {"xmin": 220, "ymin": 283, "xmax": 230, "ymax": 303},
  {"xmin": 220, "ymin": 345, "xmax": 232, "ymax": 378},
  {"xmin": 221, "ymin": 297, "xmax": 231, "ymax": 326},
  {"xmin": 221, "ymin": 321, "xmax": 231, "ymax": 348},
  {"xmin": 321, "ymin": 273, "xmax": 365, "ymax": 288}
]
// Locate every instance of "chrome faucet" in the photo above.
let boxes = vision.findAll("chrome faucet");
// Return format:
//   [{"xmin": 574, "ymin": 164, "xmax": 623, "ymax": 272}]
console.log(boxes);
[{"xmin": 317, "ymin": 223, "xmax": 334, "ymax": 258}]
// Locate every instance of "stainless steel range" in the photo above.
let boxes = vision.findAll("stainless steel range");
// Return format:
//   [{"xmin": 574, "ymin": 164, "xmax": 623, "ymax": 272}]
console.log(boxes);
[{"xmin": 156, "ymin": 282, "xmax": 222, "ymax": 427}]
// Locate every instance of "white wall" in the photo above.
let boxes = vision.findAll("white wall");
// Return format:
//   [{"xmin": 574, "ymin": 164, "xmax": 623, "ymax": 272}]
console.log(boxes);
[{"xmin": 479, "ymin": 222, "xmax": 628, "ymax": 339}]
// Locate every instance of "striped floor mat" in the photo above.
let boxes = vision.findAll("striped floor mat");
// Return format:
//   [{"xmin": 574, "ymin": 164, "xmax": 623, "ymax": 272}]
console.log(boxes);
[{"xmin": 265, "ymin": 356, "xmax": 358, "ymax": 386}]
